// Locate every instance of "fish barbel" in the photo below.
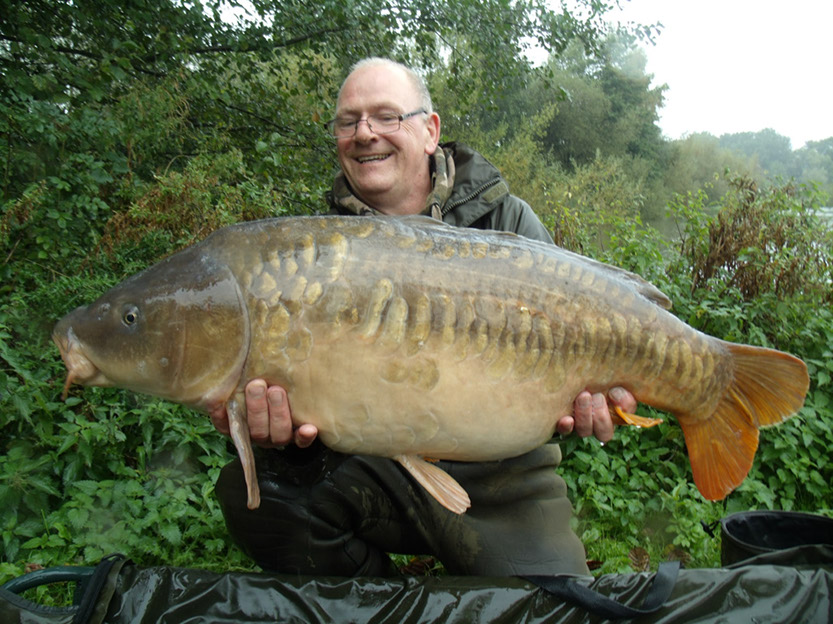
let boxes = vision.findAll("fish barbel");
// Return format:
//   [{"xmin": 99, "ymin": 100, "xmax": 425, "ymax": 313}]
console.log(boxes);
[{"xmin": 52, "ymin": 215, "xmax": 809, "ymax": 513}]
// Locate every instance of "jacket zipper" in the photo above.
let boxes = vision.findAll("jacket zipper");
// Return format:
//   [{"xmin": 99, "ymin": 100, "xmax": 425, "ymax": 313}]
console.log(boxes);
[{"xmin": 441, "ymin": 178, "xmax": 503, "ymax": 216}]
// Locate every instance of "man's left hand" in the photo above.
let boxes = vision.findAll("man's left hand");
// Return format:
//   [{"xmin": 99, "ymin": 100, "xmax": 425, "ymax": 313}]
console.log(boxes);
[{"xmin": 556, "ymin": 387, "xmax": 636, "ymax": 443}]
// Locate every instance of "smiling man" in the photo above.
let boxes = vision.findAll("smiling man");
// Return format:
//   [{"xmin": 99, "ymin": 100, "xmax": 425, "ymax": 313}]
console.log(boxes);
[
  {"xmin": 212, "ymin": 58, "xmax": 636, "ymax": 577},
  {"xmin": 333, "ymin": 62, "xmax": 439, "ymax": 215}
]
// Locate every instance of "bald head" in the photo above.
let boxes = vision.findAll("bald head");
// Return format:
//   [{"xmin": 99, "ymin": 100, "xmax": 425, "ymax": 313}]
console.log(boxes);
[{"xmin": 338, "ymin": 58, "xmax": 433, "ymax": 113}]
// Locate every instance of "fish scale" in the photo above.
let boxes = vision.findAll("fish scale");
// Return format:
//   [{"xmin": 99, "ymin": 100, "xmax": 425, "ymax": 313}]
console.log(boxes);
[{"xmin": 53, "ymin": 215, "xmax": 809, "ymax": 514}]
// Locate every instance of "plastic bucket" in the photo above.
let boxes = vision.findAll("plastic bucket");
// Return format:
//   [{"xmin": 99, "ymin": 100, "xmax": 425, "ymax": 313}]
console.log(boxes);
[{"xmin": 720, "ymin": 510, "xmax": 833, "ymax": 566}]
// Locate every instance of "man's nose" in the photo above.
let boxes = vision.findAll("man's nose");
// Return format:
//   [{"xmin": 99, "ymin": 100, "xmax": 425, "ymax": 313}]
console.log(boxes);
[{"xmin": 353, "ymin": 118, "xmax": 377, "ymax": 141}]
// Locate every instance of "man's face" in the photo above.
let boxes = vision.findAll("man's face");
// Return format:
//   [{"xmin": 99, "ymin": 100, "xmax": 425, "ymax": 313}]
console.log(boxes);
[{"xmin": 335, "ymin": 64, "xmax": 440, "ymax": 213}]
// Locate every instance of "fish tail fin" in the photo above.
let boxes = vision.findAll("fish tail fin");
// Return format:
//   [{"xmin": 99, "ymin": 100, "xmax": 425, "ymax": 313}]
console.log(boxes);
[{"xmin": 679, "ymin": 343, "xmax": 809, "ymax": 501}]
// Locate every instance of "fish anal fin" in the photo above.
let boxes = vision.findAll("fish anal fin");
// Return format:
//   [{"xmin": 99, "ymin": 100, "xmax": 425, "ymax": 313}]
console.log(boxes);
[
  {"xmin": 679, "ymin": 343, "xmax": 809, "ymax": 501},
  {"xmin": 612, "ymin": 406, "xmax": 663, "ymax": 428},
  {"xmin": 395, "ymin": 454, "xmax": 471, "ymax": 514}
]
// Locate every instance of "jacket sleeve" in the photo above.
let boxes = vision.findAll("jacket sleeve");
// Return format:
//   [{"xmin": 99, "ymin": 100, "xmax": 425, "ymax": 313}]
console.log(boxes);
[{"xmin": 509, "ymin": 197, "xmax": 554, "ymax": 245}]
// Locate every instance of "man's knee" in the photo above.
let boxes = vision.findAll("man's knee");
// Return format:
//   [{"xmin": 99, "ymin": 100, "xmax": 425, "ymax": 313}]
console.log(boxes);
[{"xmin": 215, "ymin": 455, "xmax": 395, "ymax": 576}]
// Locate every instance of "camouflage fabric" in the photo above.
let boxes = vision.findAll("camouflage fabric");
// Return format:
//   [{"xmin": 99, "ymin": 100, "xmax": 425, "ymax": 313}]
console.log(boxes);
[{"xmin": 425, "ymin": 145, "xmax": 455, "ymax": 220}]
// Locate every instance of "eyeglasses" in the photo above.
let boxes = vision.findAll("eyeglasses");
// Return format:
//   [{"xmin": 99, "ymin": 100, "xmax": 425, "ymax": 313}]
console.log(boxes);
[{"xmin": 325, "ymin": 109, "xmax": 428, "ymax": 139}]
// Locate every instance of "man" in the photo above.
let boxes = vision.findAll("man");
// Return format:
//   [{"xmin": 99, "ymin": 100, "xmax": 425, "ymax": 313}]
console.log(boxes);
[{"xmin": 211, "ymin": 57, "xmax": 636, "ymax": 577}]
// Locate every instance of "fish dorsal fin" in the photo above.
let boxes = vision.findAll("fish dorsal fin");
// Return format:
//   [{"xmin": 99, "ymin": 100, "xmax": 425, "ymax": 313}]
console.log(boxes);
[
  {"xmin": 555, "ymin": 247, "xmax": 673, "ymax": 310},
  {"xmin": 395, "ymin": 454, "xmax": 471, "ymax": 514},
  {"xmin": 399, "ymin": 214, "xmax": 446, "ymax": 226}
]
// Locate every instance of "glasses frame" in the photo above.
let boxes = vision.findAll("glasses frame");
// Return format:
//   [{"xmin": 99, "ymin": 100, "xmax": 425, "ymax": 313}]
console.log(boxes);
[{"xmin": 325, "ymin": 108, "xmax": 428, "ymax": 139}]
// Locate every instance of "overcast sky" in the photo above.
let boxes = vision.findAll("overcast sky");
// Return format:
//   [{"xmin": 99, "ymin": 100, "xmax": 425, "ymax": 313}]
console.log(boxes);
[{"xmin": 609, "ymin": 0, "xmax": 833, "ymax": 148}]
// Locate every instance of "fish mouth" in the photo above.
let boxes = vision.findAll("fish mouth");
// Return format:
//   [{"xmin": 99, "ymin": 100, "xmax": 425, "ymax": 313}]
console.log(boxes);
[{"xmin": 53, "ymin": 327, "xmax": 107, "ymax": 398}]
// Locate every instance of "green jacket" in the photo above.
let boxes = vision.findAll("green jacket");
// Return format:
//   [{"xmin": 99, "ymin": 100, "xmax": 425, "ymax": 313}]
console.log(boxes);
[{"xmin": 326, "ymin": 142, "xmax": 554, "ymax": 245}]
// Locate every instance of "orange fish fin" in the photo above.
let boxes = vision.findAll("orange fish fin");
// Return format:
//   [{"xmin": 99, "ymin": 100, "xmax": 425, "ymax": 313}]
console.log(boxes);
[
  {"xmin": 679, "ymin": 406, "xmax": 759, "ymax": 501},
  {"xmin": 612, "ymin": 406, "xmax": 663, "ymax": 428},
  {"xmin": 725, "ymin": 343, "xmax": 809, "ymax": 427},
  {"xmin": 395, "ymin": 454, "xmax": 471, "ymax": 514},
  {"xmin": 680, "ymin": 343, "xmax": 809, "ymax": 501}
]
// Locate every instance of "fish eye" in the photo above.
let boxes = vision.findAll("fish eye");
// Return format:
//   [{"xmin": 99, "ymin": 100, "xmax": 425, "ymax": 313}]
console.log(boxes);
[{"xmin": 122, "ymin": 306, "xmax": 139, "ymax": 326}]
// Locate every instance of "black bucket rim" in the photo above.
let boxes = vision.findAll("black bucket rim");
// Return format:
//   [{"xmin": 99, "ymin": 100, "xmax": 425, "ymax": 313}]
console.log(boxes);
[{"xmin": 720, "ymin": 510, "xmax": 833, "ymax": 565}]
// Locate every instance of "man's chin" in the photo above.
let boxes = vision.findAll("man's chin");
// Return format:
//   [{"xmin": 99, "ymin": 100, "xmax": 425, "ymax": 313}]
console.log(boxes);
[{"xmin": 348, "ymin": 172, "xmax": 394, "ymax": 198}]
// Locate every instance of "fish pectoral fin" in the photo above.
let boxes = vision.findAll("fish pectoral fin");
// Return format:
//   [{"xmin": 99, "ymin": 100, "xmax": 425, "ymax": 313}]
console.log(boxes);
[
  {"xmin": 395, "ymin": 454, "xmax": 471, "ymax": 515},
  {"xmin": 612, "ymin": 406, "xmax": 663, "ymax": 428},
  {"xmin": 227, "ymin": 396, "xmax": 261, "ymax": 510}
]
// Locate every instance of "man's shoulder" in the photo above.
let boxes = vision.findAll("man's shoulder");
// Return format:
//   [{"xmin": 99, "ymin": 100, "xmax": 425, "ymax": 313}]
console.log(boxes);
[
  {"xmin": 441, "ymin": 143, "xmax": 552, "ymax": 244},
  {"xmin": 441, "ymin": 141, "xmax": 496, "ymax": 179}
]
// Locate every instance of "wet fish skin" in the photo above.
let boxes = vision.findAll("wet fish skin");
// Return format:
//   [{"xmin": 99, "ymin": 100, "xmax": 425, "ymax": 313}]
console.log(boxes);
[{"xmin": 52, "ymin": 215, "xmax": 809, "ymax": 513}]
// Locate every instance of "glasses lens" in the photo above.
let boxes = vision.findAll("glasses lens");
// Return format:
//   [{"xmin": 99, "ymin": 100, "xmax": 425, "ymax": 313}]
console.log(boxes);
[
  {"xmin": 368, "ymin": 114, "xmax": 401, "ymax": 134},
  {"xmin": 327, "ymin": 112, "xmax": 414, "ymax": 138},
  {"xmin": 330, "ymin": 119, "xmax": 355, "ymax": 138}
]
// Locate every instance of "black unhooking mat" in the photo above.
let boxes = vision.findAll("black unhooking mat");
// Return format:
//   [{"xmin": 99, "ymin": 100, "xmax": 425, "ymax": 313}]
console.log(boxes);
[{"xmin": 2, "ymin": 546, "xmax": 832, "ymax": 624}]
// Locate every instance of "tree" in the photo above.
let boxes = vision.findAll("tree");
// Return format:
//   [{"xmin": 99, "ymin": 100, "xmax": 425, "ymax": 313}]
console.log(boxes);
[
  {"xmin": 794, "ymin": 138, "xmax": 833, "ymax": 200},
  {"xmin": 538, "ymin": 35, "xmax": 666, "ymax": 171},
  {"xmin": 718, "ymin": 129, "xmax": 793, "ymax": 178},
  {"xmin": 663, "ymin": 133, "xmax": 761, "ymax": 204}
]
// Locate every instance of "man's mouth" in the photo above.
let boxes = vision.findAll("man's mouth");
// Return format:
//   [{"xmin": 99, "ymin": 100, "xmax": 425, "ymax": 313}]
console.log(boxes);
[{"xmin": 356, "ymin": 154, "xmax": 390, "ymax": 164}]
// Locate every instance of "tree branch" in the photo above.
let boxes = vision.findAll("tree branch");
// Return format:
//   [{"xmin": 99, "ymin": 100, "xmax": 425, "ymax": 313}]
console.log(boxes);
[{"xmin": 187, "ymin": 25, "xmax": 346, "ymax": 55}]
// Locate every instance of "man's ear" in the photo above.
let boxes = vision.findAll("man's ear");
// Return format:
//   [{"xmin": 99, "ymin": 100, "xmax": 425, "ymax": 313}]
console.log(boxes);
[{"xmin": 424, "ymin": 112, "xmax": 441, "ymax": 154}]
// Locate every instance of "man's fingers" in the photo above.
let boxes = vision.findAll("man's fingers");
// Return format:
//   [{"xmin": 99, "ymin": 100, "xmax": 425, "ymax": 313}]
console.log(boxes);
[
  {"xmin": 555, "ymin": 415, "xmax": 575, "ymax": 436},
  {"xmin": 208, "ymin": 409, "xmax": 230, "ymax": 436},
  {"xmin": 245, "ymin": 379, "xmax": 271, "ymax": 442},
  {"xmin": 609, "ymin": 386, "xmax": 637, "ymax": 413},
  {"xmin": 567, "ymin": 390, "xmax": 615, "ymax": 442},
  {"xmin": 573, "ymin": 391, "xmax": 594, "ymax": 437},
  {"xmin": 294, "ymin": 423, "xmax": 319, "ymax": 448},
  {"xmin": 266, "ymin": 385, "xmax": 295, "ymax": 447},
  {"xmin": 590, "ymin": 392, "xmax": 614, "ymax": 443}
]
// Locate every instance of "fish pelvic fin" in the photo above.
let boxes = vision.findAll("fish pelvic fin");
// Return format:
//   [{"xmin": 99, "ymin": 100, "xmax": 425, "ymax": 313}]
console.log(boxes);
[
  {"xmin": 680, "ymin": 343, "xmax": 809, "ymax": 501},
  {"xmin": 395, "ymin": 454, "xmax": 472, "ymax": 514},
  {"xmin": 227, "ymin": 396, "xmax": 261, "ymax": 510}
]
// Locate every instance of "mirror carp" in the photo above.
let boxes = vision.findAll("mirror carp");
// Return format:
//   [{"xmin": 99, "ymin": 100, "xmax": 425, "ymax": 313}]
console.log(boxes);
[{"xmin": 53, "ymin": 215, "xmax": 809, "ymax": 514}]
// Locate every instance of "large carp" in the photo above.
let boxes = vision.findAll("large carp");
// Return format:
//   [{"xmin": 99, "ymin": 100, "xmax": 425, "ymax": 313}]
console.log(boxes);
[{"xmin": 53, "ymin": 215, "xmax": 809, "ymax": 514}]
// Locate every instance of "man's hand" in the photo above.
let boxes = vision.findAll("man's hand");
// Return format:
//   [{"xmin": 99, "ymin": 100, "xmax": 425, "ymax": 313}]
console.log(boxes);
[
  {"xmin": 556, "ymin": 387, "xmax": 636, "ymax": 443},
  {"xmin": 208, "ymin": 379, "xmax": 318, "ymax": 448}
]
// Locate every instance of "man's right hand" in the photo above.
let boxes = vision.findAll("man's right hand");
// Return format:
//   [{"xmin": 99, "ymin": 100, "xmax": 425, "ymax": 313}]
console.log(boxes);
[{"xmin": 209, "ymin": 379, "xmax": 318, "ymax": 449}]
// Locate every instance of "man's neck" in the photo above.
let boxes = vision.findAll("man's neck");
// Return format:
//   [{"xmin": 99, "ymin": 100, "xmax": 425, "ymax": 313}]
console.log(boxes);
[{"xmin": 363, "ymin": 175, "xmax": 432, "ymax": 216}]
